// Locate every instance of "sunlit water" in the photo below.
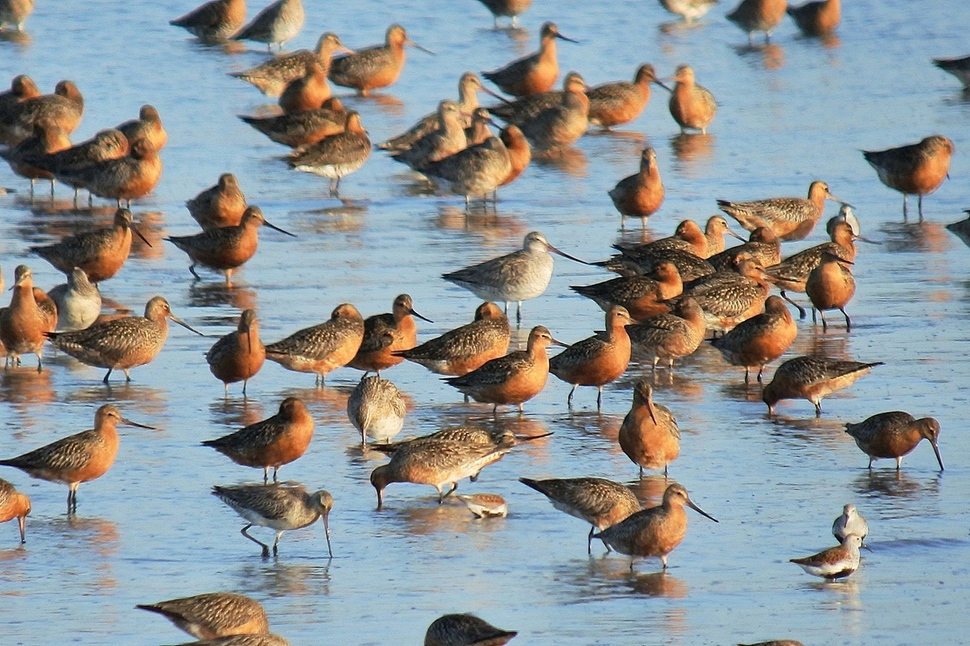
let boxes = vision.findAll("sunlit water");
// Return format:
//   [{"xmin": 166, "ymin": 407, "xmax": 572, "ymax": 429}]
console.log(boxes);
[{"xmin": 1, "ymin": 1, "xmax": 969, "ymax": 644}]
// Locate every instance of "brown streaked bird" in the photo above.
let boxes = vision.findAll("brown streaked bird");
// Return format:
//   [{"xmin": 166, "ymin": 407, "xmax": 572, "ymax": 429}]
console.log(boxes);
[
  {"xmin": 456, "ymin": 492, "xmax": 508, "ymax": 518},
  {"xmin": 708, "ymin": 226, "xmax": 781, "ymax": 273},
  {"xmin": 762, "ymin": 356, "xmax": 883, "ymax": 416},
  {"xmin": 463, "ymin": 107, "xmax": 494, "ymax": 147},
  {"xmin": 615, "ymin": 219, "xmax": 710, "ymax": 260},
  {"xmin": 393, "ymin": 301, "xmax": 510, "ymax": 377},
  {"xmin": 627, "ymin": 297, "xmax": 707, "ymax": 372},
  {"xmin": 863, "ymin": 135, "xmax": 954, "ymax": 221},
  {"xmin": 45, "ymin": 295, "xmax": 203, "ymax": 383},
  {"xmin": 167, "ymin": 205, "xmax": 295, "ymax": 284},
  {"xmin": 549, "ymin": 306, "xmax": 634, "ymax": 410},
  {"xmin": 207, "ymin": 309, "xmax": 265, "ymax": 395},
  {"xmin": 264, "ymin": 303, "xmax": 364, "ymax": 386},
  {"xmin": 519, "ymin": 72, "xmax": 588, "ymax": 153},
  {"xmin": 845, "ymin": 411, "xmax": 943, "ymax": 471},
  {"xmin": 726, "ymin": 0, "xmax": 788, "ymax": 43},
  {"xmin": 379, "ymin": 72, "xmax": 490, "ymax": 151},
  {"xmin": 588, "ymin": 64, "xmax": 669, "ymax": 130},
  {"xmin": 425, "ymin": 614, "xmax": 517, "ymax": 646},
  {"xmin": 51, "ymin": 137, "xmax": 162, "ymax": 208},
  {"xmin": 668, "ymin": 258, "xmax": 771, "ymax": 333},
  {"xmin": 805, "ymin": 252, "xmax": 855, "ymax": 331},
  {"xmin": 790, "ymin": 534, "xmax": 863, "ymax": 580},
  {"xmin": 519, "ymin": 476, "xmax": 641, "ymax": 554},
  {"xmin": 390, "ymin": 100, "xmax": 467, "ymax": 172},
  {"xmin": 230, "ymin": 32, "xmax": 351, "ymax": 97},
  {"xmin": 666, "ymin": 64, "xmax": 717, "ymax": 135},
  {"xmin": 116, "ymin": 105, "xmax": 167, "ymax": 152},
  {"xmin": 571, "ymin": 261, "xmax": 682, "ymax": 321},
  {"xmin": 31, "ymin": 208, "xmax": 148, "ymax": 282},
  {"xmin": 278, "ymin": 60, "xmax": 329, "ymax": 113},
  {"xmin": 371, "ymin": 426, "xmax": 509, "ymax": 456},
  {"xmin": 703, "ymin": 215, "xmax": 745, "ymax": 256},
  {"xmin": 212, "ymin": 482, "xmax": 332, "ymax": 557},
  {"xmin": 0, "ymin": 477, "xmax": 30, "ymax": 543},
  {"xmin": 187, "ymin": 173, "xmax": 248, "ymax": 230},
  {"xmin": 0, "ymin": 79, "xmax": 84, "ymax": 146},
  {"xmin": 607, "ymin": 246, "xmax": 716, "ymax": 285},
  {"xmin": 47, "ymin": 267, "xmax": 102, "ymax": 332},
  {"xmin": 21, "ymin": 128, "xmax": 129, "ymax": 205},
  {"xmin": 239, "ymin": 97, "xmax": 346, "ymax": 148},
  {"xmin": 137, "ymin": 592, "xmax": 269, "ymax": 640},
  {"xmin": 474, "ymin": 0, "xmax": 532, "ymax": 28},
  {"xmin": 711, "ymin": 295, "xmax": 797, "ymax": 383},
  {"xmin": 0, "ymin": 117, "xmax": 71, "ymax": 198},
  {"xmin": 328, "ymin": 24, "xmax": 433, "ymax": 96},
  {"xmin": 174, "ymin": 635, "xmax": 290, "ymax": 646},
  {"xmin": 619, "ymin": 381, "xmax": 680, "ymax": 477},
  {"xmin": 203, "ymin": 397, "xmax": 313, "ymax": 481},
  {"xmin": 609, "ymin": 147, "xmax": 665, "ymax": 230},
  {"xmin": 787, "ymin": 0, "xmax": 840, "ymax": 36},
  {"xmin": 347, "ymin": 375, "xmax": 406, "ymax": 447},
  {"xmin": 934, "ymin": 55, "xmax": 970, "ymax": 91},
  {"xmin": 0, "ymin": 404, "xmax": 154, "ymax": 513},
  {"xmin": 170, "ymin": 0, "xmax": 246, "ymax": 44},
  {"xmin": 286, "ymin": 110, "xmax": 370, "ymax": 195},
  {"xmin": 0, "ymin": 76, "xmax": 40, "ymax": 128},
  {"xmin": 0, "ymin": 265, "xmax": 56, "ymax": 370},
  {"xmin": 349, "ymin": 294, "xmax": 431, "ymax": 375},
  {"xmin": 231, "ymin": 0, "xmax": 304, "ymax": 51},
  {"xmin": 659, "ymin": 0, "xmax": 718, "ymax": 23},
  {"xmin": 445, "ymin": 325, "xmax": 564, "ymax": 412},
  {"xmin": 370, "ymin": 430, "xmax": 514, "ymax": 507},
  {"xmin": 424, "ymin": 135, "xmax": 512, "ymax": 207},
  {"xmin": 0, "ymin": 0, "xmax": 33, "ymax": 30},
  {"xmin": 593, "ymin": 483, "xmax": 717, "ymax": 570},
  {"xmin": 483, "ymin": 22, "xmax": 577, "ymax": 97},
  {"xmin": 717, "ymin": 180, "xmax": 846, "ymax": 241},
  {"xmin": 486, "ymin": 72, "xmax": 576, "ymax": 127}
]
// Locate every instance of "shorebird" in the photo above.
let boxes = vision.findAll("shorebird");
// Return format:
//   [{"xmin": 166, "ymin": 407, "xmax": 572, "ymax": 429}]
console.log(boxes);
[
  {"xmin": 946, "ymin": 209, "xmax": 970, "ymax": 249},
  {"xmin": 425, "ymin": 613, "xmax": 517, "ymax": 646},
  {"xmin": 393, "ymin": 302, "xmax": 510, "ymax": 376},
  {"xmin": 845, "ymin": 412, "xmax": 943, "ymax": 471},
  {"xmin": 717, "ymin": 181, "xmax": 846, "ymax": 241},
  {"xmin": 240, "ymin": 97, "xmax": 347, "ymax": 148},
  {"xmin": 0, "ymin": 404, "xmax": 154, "ymax": 513},
  {"xmin": 519, "ymin": 476, "xmax": 642, "ymax": 553},
  {"xmin": 264, "ymin": 303, "xmax": 364, "ymax": 386},
  {"xmin": 328, "ymin": 24, "xmax": 433, "ymax": 96},
  {"xmin": 0, "ymin": 265, "xmax": 56, "ymax": 370},
  {"xmin": 666, "ymin": 64, "xmax": 716, "ymax": 134},
  {"xmin": 346, "ymin": 375, "xmax": 406, "ymax": 447},
  {"xmin": 445, "ymin": 325, "xmax": 564, "ymax": 412},
  {"xmin": 390, "ymin": 100, "xmax": 467, "ymax": 172},
  {"xmin": 0, "ymin": 477, "xmax": 30, "ymax": 543},
  {"xmin": 658, "ymin": 0, "xmax": 718, "ymax": 23},
  {"xmin": 50, "ymin": 137, "xmax": 162, "ymax": 208},
  {"xmin": 370, "ymin": 430, "xmax": 513, "ymax": 507},
  {"xmin": 232, "ymin": 0, "xmax": 304, "ymax": 51},
  {"xmin": 790, "ymin": 534, "xmax": 863, "ymax": 580},
  {"xmin": 170, "ymin": 0, "xmax": 246, "ymax": 44},
  {"xmin": 31, "ymin": 208, "xmax": 149, "ymax": 282},
  {"xmin": 486, "ymin": 72, "xmax": 578, "ymax": 127},
  {"xmin": 762, "ymin": 356, "xmax": 882, "ymax": 416},
  {"xmin": 286, "ymin": 111, "xmax": 370, "ymax": 195},
  {"xmin": 349, "ymin": 294, "xmax": 431, "ymax": 374},
  {"xmin": 0, "ymin": 0, "xmax": 34, "ymax": 30},
  {"xmin": 832, "ymin": 504, "xmax": 868, "ymax": 545},
  {"xmin": 212, "ymin": 483, "xmax": 332, "ymax": 557},
  {"xmin": 424, "ymin": 135, "xmax": 513, "ymax": 207},
  {"xmin": 187, "ymin": 173, "xmax": 248, "ymax": 230},
  {"xmin": 0, "ymin": 117, "xmax": 71, "ymax": 197},
  {"xmin": 278, "ymin": 61, "xmax": 330, "ymax": 113},
  {"xmin": 862, "ymin": 135, "xmax": 954, "ymax": 221},
  {"xmin": 456, "ymin": 493, "xmax": 508, "ymax": 518},
  {"xmin": 588, "ymin": 64, "xmax": 668, "ymax": 130},
  {"xmin": 442, "ymin": 231, "xmax": 586, "ymax": 323},
  {"xmin": 614, "ymin": 219, "xmax": 710, "ymax": 260},
  {"xmin": 618, "ymin": 381, "xmax": 680, "ymax": 477},
  {"xmin": 805, "ymin": 253, "xmax": 855, "ymax": 331},
  {"xmin": 549, "ymin": 306, "xmax": 633, "ymax": 409},
  {"xmin": 47, "ymin": 267, "xmax": 102, "ymax": 332},
  {"xmin": 137, "ymin": 592, "xmax": 270, "ymax": 639},
  {"xmin": 708, "ymin": 226, "xmax": 781, "ymax": 273},
  {"xmin": 627, "ymin": 297, "xmax": 707, "ymax": 372},
  {"xmin": 19, "ymin": 128, "xmax": 128, "ymax": 205},
  {"xmin": 474, "ymin": 0, "xmax": 532, "ymax": 28},
  {"xmin": 519, "ymin": 72, "xmax": 588, "ymax": 153},
  {"xmin": 609, "ymin": 147, "xmax": 665, "ymax": 230},
  {"xmin": 593, "ymin": 483, "xmax": 717, "ymax": 570},
  {"xmin": 787, "ymin": 0, "xmax": 840, "ymax": 36},
  {"xmin": 203, "ymin": 398, "xmax": 314, "ymax": 482},
  {"xmin": 0, "ymin": 79, "xmax": 84, "ymax": 146},
  {"xmin": 115, "ymin": 105, "xmax": 167, "ymax": 152},
  {"xmin": 230, "ymin": 32, "xmax": 351, "ymax": 97},
  {"xmin": 571, "ymin": 261, "xmax": 682, "ymax": 322},
  {"xmin": 45, "ymin": 295, "xmax": 203, "ymax": 383},
  {"xmin": 726, "ymin": 0, "xmax": 788, "ymax": 43},
  {"xmin": 667, "ymin": 258, "xmax": 770, "ymax": 333},
  {"xmin": 179, "ymin": 635, "xmax": 289, "ymax": 645},
  {"xmin": 711, "ymin": 295, "xmax": 797, "ymax": 383},
  {"xmin": 206, "ymin": 309, "xmax": 265, "ymax": 395},
  {"xmin": 167, "ymin": 205, "xmax": 295, "ymax": 284},
  {"xmin": 483, "ymin": 22, "xmax": 577, "ymax": 97},
  {"xmin": 933, "ymin": 55, "xmax": 970, "ymax": 91}
]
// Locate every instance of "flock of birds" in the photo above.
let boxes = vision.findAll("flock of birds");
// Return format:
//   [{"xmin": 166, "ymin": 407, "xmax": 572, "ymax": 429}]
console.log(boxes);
[{"xmin": 0, "ymin": 0, "xmax": 966, "ymax": 644}]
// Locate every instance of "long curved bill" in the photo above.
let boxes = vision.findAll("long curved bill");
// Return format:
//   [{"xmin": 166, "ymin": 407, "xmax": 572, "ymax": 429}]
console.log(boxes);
[
  {"xmin": 932, "ymin": 441, "xmax": 945, "ymax": 471},
  {"xmin": 169, "ymin": 313, "xmax": 205, "ymax": 336},
  {"xmin": 132, "ymin": 225, "xmax": 153, "ymax": 247},
  {"xmin": 265, "ymin": 220, "xmax": 297, "ymax": 237},
  {"xmin": 406, "ymin": 39, "xmax": 435, "ymax": 55},
  {"xmin": 546, "ymin": 243, "xmax": 591, "ymax": 265},
  {"xmin": 121, "ymin": 417, "xmax": 157, "ymax": 430},
  {"xmin": 410, "ymin": 308, "xmax": 433, "ymax": 323},
  {"xmin": 686, "ymin": 497, "xmax": 719, "ymax": 522},
  {"xmin": 322, "ymin": 513, "xmax": 333, "ymax": 558},
  {"xmin": 481, "ymin": 86, "xmax": 512, "ymax": 104}
]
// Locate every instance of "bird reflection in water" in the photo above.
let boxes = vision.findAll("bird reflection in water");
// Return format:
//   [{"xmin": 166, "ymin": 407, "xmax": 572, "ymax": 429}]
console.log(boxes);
[
  {"xmin": 670, "ymin": 132, "xmax": 715, "ymax": 168},
  {"xmin": 345, "ymin": 92, "xmax": 405, "ymax": 116},
  {"xmin": 766, "ymin": 412, "xmax": 851, "ymax": 446},
  {"xmin": 129, "ymin": 211, "xmax": 165, "ymax": 260},
  {"xmin": 733, "ymin": 43, "xmax": 785, "ymax": 70},
  {"xmin": 626, "ymin": 474, "xmax": 670, "ymax": 508},
  {"xmin": 533, "ymin": 147, "xmax": 588, "ymax": 178},
  {"xmin": 381, "ymin": 500, "xmax": 507, "ymax": 538},
  {"xmin": 188, "ymin": 281, "xmax": 258, "ymax": 311},
  {"xmin": 235, "ymin": 561, "xmax": 331, "ymax": 598},
  {"xmin": 65, "ymin": 384, "xmax": 167, "ymax": 414},
  {"xmin": 210, "ymin": 396, "xmax": 267, "ymax": 429},
  {"xmin": 880, "ymin": 221, "xmax": 950, "ymax": 253},
  {"xmin": 0, "ymin": 367, "xmax": 54, "ymax": 407},
  {"xmin": 852, "ymin": 469, "xmax": 936, "ymax": 500},
  {"xmin": 280, "ymin": 383, "xmax": 352, "ymax": 420},
  {"xmin": 561, "ymin": 556, "xmax": 690, "ymax": 600},
  {"xmin": 435, "ymin": 205, "xmax": 525, "ymax": 241},
  {"xmin": 303, "ymin": 202, "xmax": 367, "ymax": 234}
]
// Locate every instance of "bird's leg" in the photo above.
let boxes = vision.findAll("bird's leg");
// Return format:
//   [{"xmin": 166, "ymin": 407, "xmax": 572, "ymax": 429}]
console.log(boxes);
[
  {"xmin": 587, "ymin": 526, "xmax": 594, "ymax": 554},
  {"xmin": 596, "ymin": 386, "xmax": 604, "ymax": 411},
  {"xmin": 814, "ymin": 401, "xmax": 822, "ymax": 417},
  {"xmin": 867, "ymin": 457, "xmax": 873, "ymax": 469},
  {"xmin": 263, "ymin": 467, "xmax": 269, "ymax": 484},
  {"xmin": 896, "ymin": 457, "xmax": 903, "ymax": 471},
  {"xmin": 272, "ymin": 531, "xmax": 282, "ymax": 556},
  {"xmin": 241, "ymin": 524, "xmax": 270, "ymax": 557},
  {"xmin": 744, "ymin": 367, "xmax": 750, "ymax": 384},
  {"xmin": 124, "ymin": 369, "xmax": 132, "ymax": 382},
  {"xmin": 273, "ymin": 467, "xmax": 279, "ymax": 483},
  {"xmin": 516, "ymin": 302, "xmax": 522, "ymax": 325},
  {"xmin": 902, "ymin": 195, "xmax": 908, "ymax": 221},
  {"xmin": 918, "ymin": 195, "xmax": 924, "ymax": 222},
  {"xmin": 102, "ymin": 368, "xmax": 113, "ymax": 384},
  {"xmin": 189, "ymin": 264, "xmax": 201, "ymax": 280},
  {"xmin": 567, "ymin": 384, "xmax": 576, "ymax": 407},
  {"xmin": 841, "ymin": 308, "xmax": 851, "ymax": 331},
  {"xmin": 757, "ymin": 365, "xmax": 765, "ymax": 383},
  {"xmin": 820, "ymin": 310, "xmax": 828, "ymax": 332},
  {"xmin": 780, "ymin": 290, "xmax": 806, "ymax": 319}
]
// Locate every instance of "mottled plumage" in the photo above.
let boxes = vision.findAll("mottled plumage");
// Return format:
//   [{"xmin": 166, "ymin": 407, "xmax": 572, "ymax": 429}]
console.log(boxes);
[
  {"xmin": 31, "ymin": 208, "xmax": 145, "ymax": 282},
  {"xmin": 762, "ymin": 356, "xmax": 883, "ymax": 416},
  {"xmin": 424, "ymin": 613, "xmax": 517, "ymax": 646},
  {"xmin": 845, "ymin": 411, "xmax": 943, "ymax": 471},
  {"xmin": 137, "ymin": 592, "xmax": 269, "ymax": 639},
  {"xmin": 264, "ymin": 303, "xmax": 364, "ymax": 386},
  {"xmin": 717, "ymin": 180, "xmax": 844, "ymax": 241},
  {"xmin": 230, "ymin": 32, "xmax": 350, "ymax": 97}
]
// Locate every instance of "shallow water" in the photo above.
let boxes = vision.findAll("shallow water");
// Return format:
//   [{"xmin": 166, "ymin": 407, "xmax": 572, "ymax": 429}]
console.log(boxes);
[{"xmin": 1, "ymin": 0, "xmax": 969, "ymax": 644}]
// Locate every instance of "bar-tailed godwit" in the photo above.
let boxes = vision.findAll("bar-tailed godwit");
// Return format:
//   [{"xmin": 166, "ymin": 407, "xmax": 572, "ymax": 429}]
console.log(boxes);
[
  {"xmin": 230, "ymin": 32, "xmax": 351, "ymax": 97},
  {"xmin": 787, "ymin": 0, "xmax": 840, "ymax": 36},
  {"xmin": 206, "ymin": 309, "xmax": 265, "ymax": 395},
  {"xmin": 717, "ymin": 181, "xmax": 846, "ymax": 241},
  {"xmin": 170, "ymin": 0, "xmax": 246, "ymax": 44},
  {"xmin": 0, "ymin": 477, "xmax": 30, "ymax": 543},
  {"xmin": 627, "ymin": 297, "xmax": 706, "ymax": 372},
  {"xmin": 608, "ymin": 147, "xmax": 665, "ymax": 230},
  {"xmin": 349, "ymin": 294, "xmax": 431, "ymax": 375},
  {"xmin": 346, "ymin": 375, "xmax": 406, "ymax": 447},
  {"xmin": 137, "ymin": 592, "xmax": 269, "ymax": 639},
  {"xmin": 425, "ymin": 613, "xmax": 517, "ymax": 646},
  {"xmin": 762, "ymin": 356, "xmax": 882, "ymax": 416},
  {"xmin": 666, "ymin": 64, "xmax": 716, "ymax": 134},
  {"xmin": 473, "ymin": 0, "xmax": 532, "ymax": 28},
  {"xmin": 187, "ymin": 173, "xmax": 248, "ymax": 230},
  {"xmin": 618, "ymin": 381, "xmax": 680, "ymax": 477},
  {"xmin": 264, "ymin": 303, "xmax": 364, "ymax": 386},
  {"xmin": 805, "ymin": 253, "xmax": 855, "ymax": 331},
  {"xmin": 328, "ymin": 24, "xmax": 433, "ymax": 96},
  {"xmin": 0, "ymin": 265, "xmax": 56, "ymax": 370},
  {"xmin": 483, "ymin": 22, "xmax": 577, "ymax": 97},
  {"xmin": 845, "ymin": 411, "xmax": 943, "ymax": 471},
  {"xmin": 726, "ymin": 0, "xmax": 788, "ymax": 43},
  {"xmin": 286, "ymin": 111, "xmax": 370, "ymax": 195},
  {"xmin": 862, "ymin": 135, "xmax": 954, "ymax": 221},
  {"xmin": 711, "ymin": 295, "xmax": 797, "ymax": 383},
  {"xmin": 232, "ymin": 0, "xmax": 304, "ymax": 51},
  {"xmin": 588, "ymin": 64, "xmax": 668, "ymax": 130}
]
